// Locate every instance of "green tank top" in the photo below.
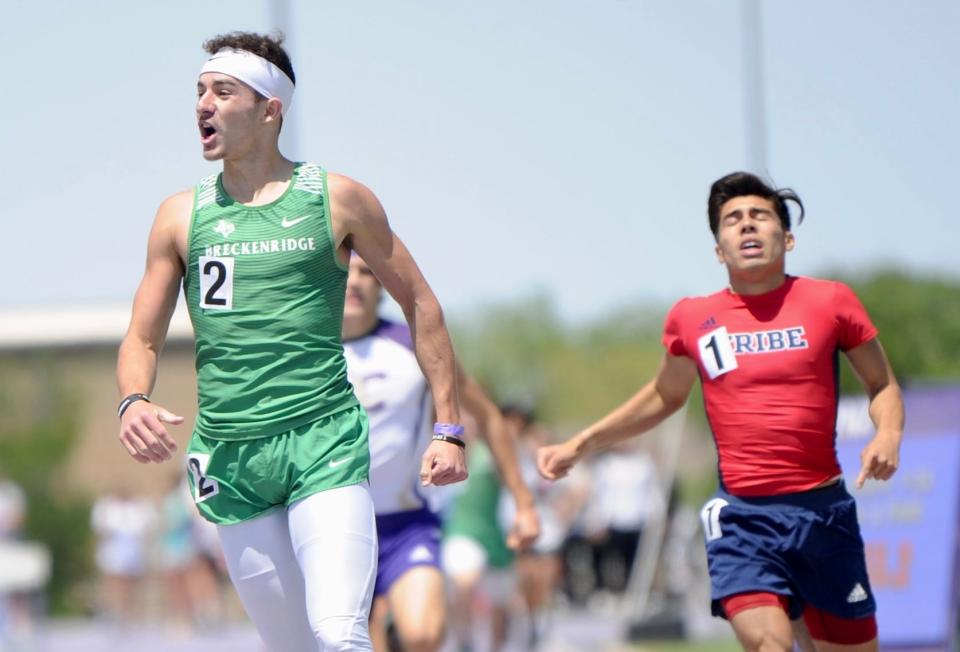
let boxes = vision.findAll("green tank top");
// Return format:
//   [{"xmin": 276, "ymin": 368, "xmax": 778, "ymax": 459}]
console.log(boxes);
[
  {"xmin": 184, "ymin": 162, "xmax": 358, "ymax": 440},
  {"xmin": 443, "ymin": 442, "xmax": 513, "ymax": 568}
]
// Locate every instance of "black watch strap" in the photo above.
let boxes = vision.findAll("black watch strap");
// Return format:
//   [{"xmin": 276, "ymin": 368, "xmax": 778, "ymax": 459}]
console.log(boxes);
[
  {"xmin": 118, "ymin": 393, "xmax": 150, "ymax": 418},
  {"xmin": 432, "ymin": 434, "xmax": 466, "ymax": 449}
]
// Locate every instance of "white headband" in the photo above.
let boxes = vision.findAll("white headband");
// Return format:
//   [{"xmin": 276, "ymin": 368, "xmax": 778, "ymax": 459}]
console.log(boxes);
[{"xmin": 200, "ymin": 48, "xmax": 295, "ymax": 115}]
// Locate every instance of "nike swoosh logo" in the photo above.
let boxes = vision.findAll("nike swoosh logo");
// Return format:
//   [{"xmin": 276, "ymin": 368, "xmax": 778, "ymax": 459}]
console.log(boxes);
[
  {"xmin": 281, "ymin": 215, "xmax": 310, "ymax": 228},
  {"xmin": 329, "ymin": 457, "xmax": 352, "ymax": 468}
]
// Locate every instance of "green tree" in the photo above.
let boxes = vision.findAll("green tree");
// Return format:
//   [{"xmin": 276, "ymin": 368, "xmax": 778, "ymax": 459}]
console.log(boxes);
[
  {"xmin": 839, "ymin": 270, "xmax": 960, "ymax": 392},
  {"xmin": 0, "ymin": 353, "xmax": 93, "ymax": 615},
  {"xmin": 453, "ymin": 294, "xmax": 670, "ymax": 431}
]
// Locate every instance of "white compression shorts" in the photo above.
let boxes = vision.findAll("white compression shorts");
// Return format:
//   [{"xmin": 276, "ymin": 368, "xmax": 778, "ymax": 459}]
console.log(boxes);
[{"xmin": 217, "ymin": 483, "xmax": 378, "ymax": 651}]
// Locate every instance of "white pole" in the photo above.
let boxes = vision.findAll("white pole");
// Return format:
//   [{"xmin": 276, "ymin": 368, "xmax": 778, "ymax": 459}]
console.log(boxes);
[
  {"xmin": 268, "ymin": 0, "xmax": 300, "ymax": 160},
  {"xmin": 741, "ymin": 0, "xmax": 768, "ymax": 175}
]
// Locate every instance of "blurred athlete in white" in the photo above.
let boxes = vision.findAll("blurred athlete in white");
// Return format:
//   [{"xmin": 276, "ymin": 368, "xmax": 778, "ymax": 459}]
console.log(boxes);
[{"xmin": 342, "ymin": 255, "xmax": 540, "ymax": 652}]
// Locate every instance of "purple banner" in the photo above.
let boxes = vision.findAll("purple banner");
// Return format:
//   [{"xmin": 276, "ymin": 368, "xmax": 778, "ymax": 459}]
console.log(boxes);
[{"xmin": 837, "ymin": 386, "xmax": 960, "ymax": 650}]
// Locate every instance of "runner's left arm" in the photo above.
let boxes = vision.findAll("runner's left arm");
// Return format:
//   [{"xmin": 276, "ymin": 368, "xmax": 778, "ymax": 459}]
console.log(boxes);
[
  {"xmin": 328, "ymin": 173, "xmax": 466, "ymax": 486},
  {"xmin": 845, "ymin": 337, "xmax": 904, "ymax": 488},
  {"xmin": 458, "ymin": 367, "xmax": 540, "ymax": 550}
]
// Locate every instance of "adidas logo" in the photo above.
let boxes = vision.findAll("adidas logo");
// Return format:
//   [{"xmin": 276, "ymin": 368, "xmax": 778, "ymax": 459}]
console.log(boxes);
[
  {"xmin": 846, "ymin": 583, "xmax": 869, "ymax": 603},
  {"xmin": 408, "ymin": 545, "xmax": 434, "ymax": 563},
  {"xmin": 699, "ymin": 316, "xmax": 718, "ymax": 331}
]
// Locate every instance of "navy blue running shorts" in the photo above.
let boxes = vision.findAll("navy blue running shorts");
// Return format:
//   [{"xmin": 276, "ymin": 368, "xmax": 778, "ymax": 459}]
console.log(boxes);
[{"xmin": 700, "ymin": 481, "xmax": 876, "ymax": 621}]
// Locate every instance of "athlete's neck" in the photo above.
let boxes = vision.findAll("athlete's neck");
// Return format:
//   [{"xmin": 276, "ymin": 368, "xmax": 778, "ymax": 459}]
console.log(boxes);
[
  {"xmin": 727, "ymin": 267, "xmax": 788, "ymax": 296},
  {"xmin": 342, "ymin": 312, "xmax": 380, "ymax": 342},
  {"xmin": 221, "ymin": 150, "xmax": 295, "ymax": 206}
]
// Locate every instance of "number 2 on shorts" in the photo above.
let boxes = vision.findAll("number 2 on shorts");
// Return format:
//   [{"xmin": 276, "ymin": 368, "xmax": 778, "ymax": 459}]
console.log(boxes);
[{"xmin": 187, "ymin": 453, "xmax": 220, "ymax": 503}]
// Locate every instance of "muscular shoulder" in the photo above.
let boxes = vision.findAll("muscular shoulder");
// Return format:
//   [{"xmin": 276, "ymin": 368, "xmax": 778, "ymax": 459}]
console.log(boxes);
[
  {"xmin": 150, "ymin": 189, "xmax": 193, "ymax": 258},
  {"xmin": 326, "ymin": 173, "xmax": 386, "ymax": 227},
  {"xmin": 325, "ymin": 172, "xmax": 391, "ymax": 252},
  {"xmin": 159, "ymin": 189, "xmax": 193, "ymax": 211},
  {"xmin": 155, "ymin": 189, "xmax": 193, "ymax": 228}
]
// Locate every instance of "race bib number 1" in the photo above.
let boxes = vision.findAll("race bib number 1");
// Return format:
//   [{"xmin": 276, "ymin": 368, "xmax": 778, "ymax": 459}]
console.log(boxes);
[
  {"xmin": 698, "ymin": 326, "xmax": 737, "ymax": 379},
  {"xmin": 199, "ymin": 256, "xmax": 234, "ymax": 310},
  {"xmin": 699, "ymin": 497, "xmax": 729, "ymax": 542}
]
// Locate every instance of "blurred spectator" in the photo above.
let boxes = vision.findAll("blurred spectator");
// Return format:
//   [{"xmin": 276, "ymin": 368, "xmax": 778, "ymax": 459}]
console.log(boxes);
[
  {"xmin": 0, "ymin": 474, "xmax": 49, "ymax": 651},
  {"xmin": 582, "ymin": 440, "xmax": 664, "ymax": 595},
  {"xmin": 500, "ymin": 406, "xmax": 587, "ymax": 650},
  {"xmin": 560, "ymin": 440, "xmax": 664, "ymax": 609},
  {"xmin": 90, "ymin": 487, "xmax": 156, "ymax": 624},
  {"xmin": 442, "ymin": 435, "xmax": 516, "ymax": 652},
  {"xmin": 186, "ymin": 502, "xmax": 232, "ymax": 626},
  {"xmin": 156, "ymin": 473, "xmax": 231, "ymax": 632},
  {"xmin": 0, "ymin": 476, "xmax": 28, "ymax": 647},
  {"xmin": 0, "ymin": 479, "xmax": 25, "ymax": 540},
  {"xmin": 157, "ymin": 474, "xmax": 204, "ymax": 633}
]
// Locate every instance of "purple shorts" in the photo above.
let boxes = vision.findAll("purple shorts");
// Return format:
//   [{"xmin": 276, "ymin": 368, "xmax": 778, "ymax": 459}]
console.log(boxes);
[{"xmin": 375, "ymin": 507, "xmax": 442, "ymax": 597}]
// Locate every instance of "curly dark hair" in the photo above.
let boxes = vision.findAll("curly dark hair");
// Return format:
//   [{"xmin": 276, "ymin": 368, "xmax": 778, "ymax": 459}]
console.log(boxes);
[
  {"xmin": 707, "ymin": 171, "xmax": 804, "ymax": 238},
  {"xmin": 203, "ymin": 31, "xmax": 296, "ymax": 86}
]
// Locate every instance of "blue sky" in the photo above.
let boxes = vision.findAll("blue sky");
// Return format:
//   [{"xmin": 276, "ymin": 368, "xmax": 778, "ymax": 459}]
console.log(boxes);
[{"xmin": 3, "ymin": 0, "xmax": 958, "ymax": 322}]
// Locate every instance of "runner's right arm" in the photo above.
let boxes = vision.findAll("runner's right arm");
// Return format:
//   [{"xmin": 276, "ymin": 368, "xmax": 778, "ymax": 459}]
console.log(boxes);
[
  {"xmin": 537, "ymin": 353, "xmax": 697, "ymax": 480},
  {"xmin": 116, "ymin": 192, "xmax": 190, "ymax": 464}
]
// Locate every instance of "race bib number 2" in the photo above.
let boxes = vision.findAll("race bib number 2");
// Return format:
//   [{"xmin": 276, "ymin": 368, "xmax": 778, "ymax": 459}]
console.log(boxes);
[
  {"xmin": 187, "ymin": 453, "xmax": 220, "ymax": 504},
  {"xmin": 199, "ymin": 256, "xmax": 234, "ymax": 310},
  {"xmin": 698, "ymin": 326, "xmax": 737, "ymax": 379}
]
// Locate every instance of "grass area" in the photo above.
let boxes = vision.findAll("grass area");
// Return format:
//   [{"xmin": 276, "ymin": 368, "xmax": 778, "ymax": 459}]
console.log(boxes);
[{"xmin": 628, "ymin": 640, "xmax": 741, "ymax": 652}]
